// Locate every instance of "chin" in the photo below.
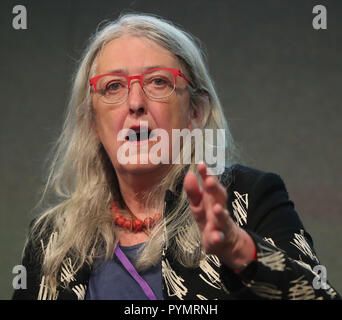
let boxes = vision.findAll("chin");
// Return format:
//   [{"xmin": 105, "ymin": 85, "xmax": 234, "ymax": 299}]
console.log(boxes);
[{"xmin": 116, "ymin": 161, "xmax": 169, "ymax": 175}]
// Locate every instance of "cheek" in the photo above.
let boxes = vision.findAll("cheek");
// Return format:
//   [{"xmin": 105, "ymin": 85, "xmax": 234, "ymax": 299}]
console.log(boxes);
[
  {"xmin": 93, "ymin": 109, "xmax": 109, "ymax": 141},
  {"xmin": 93, "ymin": 106, "xmax": 124, "ymax": 147},
  {"xmin": 156, "ymin": 98, "xmax": 191, "ymax": 131}
]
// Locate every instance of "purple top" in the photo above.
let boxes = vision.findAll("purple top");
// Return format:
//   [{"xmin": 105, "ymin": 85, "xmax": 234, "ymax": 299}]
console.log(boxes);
[{"xmin": 85, "ymin": 242, "xmax": 163, "ymax": 300}]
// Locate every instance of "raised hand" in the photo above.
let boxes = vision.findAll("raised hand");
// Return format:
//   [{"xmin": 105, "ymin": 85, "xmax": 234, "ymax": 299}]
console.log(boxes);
[{"xmin": 184, "ymin": 162, "xmax": 256, "ymax": 270}]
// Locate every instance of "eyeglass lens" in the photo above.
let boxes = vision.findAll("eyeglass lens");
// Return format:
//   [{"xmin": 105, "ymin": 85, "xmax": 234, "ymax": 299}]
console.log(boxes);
[{"xmin": 96, "ymin": 69, "xmax": 176, "ymax": 104}]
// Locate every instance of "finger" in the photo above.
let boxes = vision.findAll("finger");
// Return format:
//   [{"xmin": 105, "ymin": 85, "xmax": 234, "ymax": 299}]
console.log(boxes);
[
  {"xmin": 197, "ymin": 162, "xmax": 216, "ymax": 180},
  {"xmin": 204, "ymin": 175, "xmax": 228, "ymax": 206},
  {"xmin": 184, "ymin": 171, "xmax": 207, "ymax": 228},
  {"xmin": 212, "ymin": 203, "xmax": 230, "ymax": 230},
  {"xmin": 184, "ymin": 172, "xmax": 203, "ymax": 206},
  {"xmin": 197, "ymin": 162, "xmax": 208, "ymax": 183},
  {"xmin": 210, "ymin": 230, "xmax": 225, "ymax": 246},
  {"xmin": 197, "ymin": 162, "xmax": 227, "ymax": 205},
  {"xmin": 189, "ymin": 203, "xmax": 206, "ymax": 228}
]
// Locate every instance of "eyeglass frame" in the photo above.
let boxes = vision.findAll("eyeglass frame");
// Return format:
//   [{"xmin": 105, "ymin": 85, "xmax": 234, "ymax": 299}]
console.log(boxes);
[{"xmin": 89, "ymin": 67, "xmax": 194, "ymax": 104}]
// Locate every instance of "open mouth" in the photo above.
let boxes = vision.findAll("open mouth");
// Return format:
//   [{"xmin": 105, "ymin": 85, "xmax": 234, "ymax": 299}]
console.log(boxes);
[{"xmin": 125, "ymin": 126, "xmax": 152, "ymax": 142}]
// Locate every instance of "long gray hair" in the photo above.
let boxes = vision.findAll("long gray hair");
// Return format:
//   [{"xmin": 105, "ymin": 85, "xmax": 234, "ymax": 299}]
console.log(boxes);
[{"xmin": 29, "ymin": 13, "xmax": 237, "ymax": 295}]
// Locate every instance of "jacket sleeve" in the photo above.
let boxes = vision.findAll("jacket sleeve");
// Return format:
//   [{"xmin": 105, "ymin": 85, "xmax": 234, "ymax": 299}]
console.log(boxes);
[
  {"xmin": 219, "ymin": 165, "xmax": 341, "ymax": 300},
  {"xmin": 12, "ymin": 221, "xmax": 45, "ymax": 300},
  {"xmin": 12, "ymin": 219, "xmax": 91, "ymax": 300}
]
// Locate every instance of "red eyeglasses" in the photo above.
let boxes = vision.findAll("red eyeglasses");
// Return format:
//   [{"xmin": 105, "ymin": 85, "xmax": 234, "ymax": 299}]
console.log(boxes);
[{"xmin": 89, "ymin": 67, "xmax": 194, "ymax": 104}]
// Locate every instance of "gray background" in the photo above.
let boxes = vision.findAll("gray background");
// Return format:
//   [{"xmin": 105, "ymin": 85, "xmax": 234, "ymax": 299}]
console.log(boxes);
[{"xmin": 1, "ymin": 0, "xmax": 341, "ymax": 299}]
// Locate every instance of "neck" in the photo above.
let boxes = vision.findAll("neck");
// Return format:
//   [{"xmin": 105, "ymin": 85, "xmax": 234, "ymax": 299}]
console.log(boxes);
[{"xmin": 115, "ymin": 165, "xmax": 170, "ymax": 219}]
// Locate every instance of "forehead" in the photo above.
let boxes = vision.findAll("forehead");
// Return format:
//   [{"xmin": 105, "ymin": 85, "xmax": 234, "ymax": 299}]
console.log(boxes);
[{"xmin": 95, "ymin": 36, "xmax": 181, "ymax": 75}]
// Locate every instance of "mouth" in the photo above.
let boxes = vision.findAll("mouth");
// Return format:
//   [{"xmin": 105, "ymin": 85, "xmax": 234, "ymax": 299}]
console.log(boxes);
[{"xmin": 125, "ymin": 125, "xmax": 152, "ymax": 142}]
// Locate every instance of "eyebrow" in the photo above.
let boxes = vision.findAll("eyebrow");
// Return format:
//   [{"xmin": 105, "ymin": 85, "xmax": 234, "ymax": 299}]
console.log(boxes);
[{"xmin": 104, "ymin": 65, "xmax": 167, "ymax": 75}]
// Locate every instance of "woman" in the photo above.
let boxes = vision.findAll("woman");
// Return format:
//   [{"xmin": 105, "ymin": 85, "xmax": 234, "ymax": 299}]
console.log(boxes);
[{"xmin": 13, "ymin": 13, "xmax": 340, "ymax": 300}]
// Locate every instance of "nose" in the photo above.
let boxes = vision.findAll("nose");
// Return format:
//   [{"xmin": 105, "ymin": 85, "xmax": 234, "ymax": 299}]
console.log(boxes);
[{"xmin": 127, "ymin": 79, "xmax": 147, "ymax": 116}]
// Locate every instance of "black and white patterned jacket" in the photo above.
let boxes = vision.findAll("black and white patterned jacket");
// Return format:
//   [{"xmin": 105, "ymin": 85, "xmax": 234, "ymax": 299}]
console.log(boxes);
[{"xmin": 12, "ymin": 165, "xmax": 341, "ymax": 300}]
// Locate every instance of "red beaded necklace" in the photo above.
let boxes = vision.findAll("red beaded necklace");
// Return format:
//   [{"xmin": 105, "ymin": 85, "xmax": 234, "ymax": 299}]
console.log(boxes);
[{"xmin": 110, "ymin": 202, "xmax": 161, "ymax": 233}]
